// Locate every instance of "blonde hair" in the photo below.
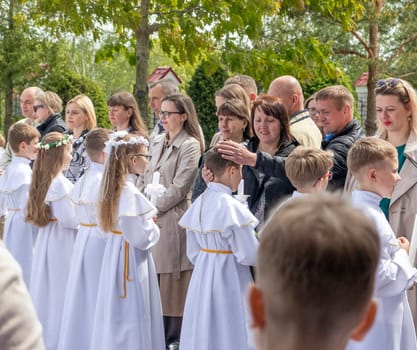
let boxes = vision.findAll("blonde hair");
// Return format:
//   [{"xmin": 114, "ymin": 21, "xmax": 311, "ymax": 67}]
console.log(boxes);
[
  {"xmin": 215, "ymin": 84, "xmax": 251, "ymax": 112},
  {"xmin": 36, "ymin": 91, "xmax": 63, "ymax": 114},
  {"xmin": 26, "ymin": 132, "xmax": 72, "ymax": 227},
  {"xmin": 258, "ymin": 193, "xmax": 379, "ymax": 338},
  {"xmin": 224, "ymin": 75, "xmax": 258, "ymax": 95},
  {"xmin": 375, "ymin": 77, "xmax": 417, "ymax": 135},
  {"xmin": 107, "ymin": 91, "xmax": 149, "ymax": 138},
  {"xmin": 85, "ymin": 128, "xmax": 111, "ymax": 162},
  {"xmin": 66, "ymin": 94, "xmax": 97, "ymax": 130},
  {"xmin": 8, "ymin": 123, "xmax": 40, "ymax": 153},
  {"xmin": 285, "ymin": 146, "xmax": 333, "ymax": 189},
  {"xmin": 162, "ymin": 94, "xmax": 205, "ymax": 154},
  {"xmin": 347, "ymin": 137, "xmax": 397, "ymax": 176},
  {"xmin": 99, "ymin": 134, "xmax": 148, "ymax": 232}
]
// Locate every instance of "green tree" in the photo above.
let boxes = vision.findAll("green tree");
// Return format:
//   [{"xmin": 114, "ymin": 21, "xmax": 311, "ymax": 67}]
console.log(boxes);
[{"xmin": 187, "ymin": 62, "xmax": 228, "ymax": 146}]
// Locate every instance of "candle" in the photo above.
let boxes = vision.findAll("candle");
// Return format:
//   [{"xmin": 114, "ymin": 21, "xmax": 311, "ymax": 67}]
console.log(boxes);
[
  {"xmin": 238, "ymin": 179, "xmax": 244, "ymax": 196},
  {"xmin": 152, "ymin": 171, "xmax": 160, "ymax": 185}
]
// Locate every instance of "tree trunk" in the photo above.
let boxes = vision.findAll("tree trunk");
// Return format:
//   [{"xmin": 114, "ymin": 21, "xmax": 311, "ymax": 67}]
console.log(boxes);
[
  {"xmin": 365, "ymin": 0, "xmax": 383, "ymax": 136},
  {"xmin": 134, "ymin": 0, "xmax": 151, "ymax": 129}
]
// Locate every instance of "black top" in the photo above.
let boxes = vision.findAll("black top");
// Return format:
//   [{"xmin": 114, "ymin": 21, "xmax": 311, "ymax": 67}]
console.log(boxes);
[{"xmin": 37, "ymin": 113, "xmax": 67, "ymax": 140}]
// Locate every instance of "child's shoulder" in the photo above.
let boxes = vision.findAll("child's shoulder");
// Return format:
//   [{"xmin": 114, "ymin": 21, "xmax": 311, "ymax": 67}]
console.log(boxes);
[
  {"xmin": 119, "ymin": 183, "xmax": 156, "ymax": 219},
  {"xmin": 46, "ymin": 174, "xmax": 73, "ymax": 202}
]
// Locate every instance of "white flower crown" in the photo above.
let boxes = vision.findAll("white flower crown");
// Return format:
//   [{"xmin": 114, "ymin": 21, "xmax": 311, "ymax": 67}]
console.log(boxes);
[
  {"xmin": 37, "ymin": 134, "xmax": 73, "ymax": 150},
  {"xmin": 104, "ymin": 131, "xmax": 149, "ymax": 156}
]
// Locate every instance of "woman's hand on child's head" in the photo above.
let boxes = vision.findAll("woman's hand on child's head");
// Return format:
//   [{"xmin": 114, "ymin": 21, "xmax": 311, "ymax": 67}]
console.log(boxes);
[
  {"xmin": 202, "ymin": 166, "xmax": 214, "ymax": 184},
  {"xmin": 397, "ymin": 236, "xmax": 410, "ymax": 253}
]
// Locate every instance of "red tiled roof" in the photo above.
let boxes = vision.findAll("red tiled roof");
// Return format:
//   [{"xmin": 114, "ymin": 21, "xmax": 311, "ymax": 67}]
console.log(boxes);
[{"xmin": 148, "ymin": 66, "xmax": 182, "ymax": 83}]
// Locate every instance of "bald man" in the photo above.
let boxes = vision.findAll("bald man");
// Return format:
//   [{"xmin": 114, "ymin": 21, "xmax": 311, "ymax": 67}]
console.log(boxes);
[{"xmin": 268, "ymin": 76, "xmax": 322, "ymax": 148}]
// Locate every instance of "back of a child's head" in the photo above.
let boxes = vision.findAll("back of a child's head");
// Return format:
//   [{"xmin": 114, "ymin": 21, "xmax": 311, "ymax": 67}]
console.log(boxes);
[
  {"xmin": 85, "ymin": 128, "xmax": 111, "ymax": 162},
  {"xmin": 204, "ymin": 146, "xmax": 239, "ymax": 178},
  {"xmin": 26, "ymin": 132, "xmax": 72, "ymax": 227},
  {"xmin": 347, "ymin": 137, "xmax": 397, "ymax": 177},
  {"xmin": 8, "ymin": 123, "xmax": 40, "ymax": 154},
  {"xmin": 285, "ymin": 146, "xmax": 333, "ymax": 189},
  {"xmin": 99, "ymin": 133, "xmax": 149, "ymax": 232},
  {"xmin": 257, "ymin": 193, "xmax": 379, "ymax": 340}
]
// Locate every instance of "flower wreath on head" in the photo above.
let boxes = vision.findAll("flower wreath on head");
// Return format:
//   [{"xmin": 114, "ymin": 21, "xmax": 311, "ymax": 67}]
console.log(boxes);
[
  {"xmin": 37, "ymin": 134, "xmax": 73, "ymax": 150},
  {"xmin": 104, "ymin": 131, "xmax": 149, "ymax": 159}
]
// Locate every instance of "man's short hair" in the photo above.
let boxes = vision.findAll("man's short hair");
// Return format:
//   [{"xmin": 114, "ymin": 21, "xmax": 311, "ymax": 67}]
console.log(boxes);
[
  {"xmin": 224, "ymin": 74, "xmax": 258, "ymax": 95},
  {"xmin": 85, "ymin": 128, "xmax": 111, "ymax": 162},
  {"xmin": 149, "ymin": 78, "xmax": 179, "ymax": 96},
  {"xmin": 257, "ymin": 193, "xmax": 379, "ymax": 337},
  {"xmin": 204, "ymin": 147, "xmax": 239, "ymax": 178},
  {"xmin": 315, "ymin": 85, "xmax": 354, "ymax": 111},
  {"xmin": 285, "ymin": 146, "xmax": 333, "ymax": 188},
  {"xmin": 8, "ymin": 123, "xmax": 40, "ymax": 154},
  {"xmin": 347, "ymin": 137, "xmax": 397, "ymax": 176}
]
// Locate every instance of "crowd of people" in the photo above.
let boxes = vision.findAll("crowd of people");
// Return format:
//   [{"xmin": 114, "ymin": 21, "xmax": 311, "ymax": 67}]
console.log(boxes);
[{"xmin": 0, "ymin": 74, "xmax": 416, "ymax": 350}]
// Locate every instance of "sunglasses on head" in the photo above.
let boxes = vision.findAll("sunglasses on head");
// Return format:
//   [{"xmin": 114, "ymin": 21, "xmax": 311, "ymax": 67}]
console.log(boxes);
[{"xmin": 375, "ymin": 78, "xmax": 401, "ymax": 89}]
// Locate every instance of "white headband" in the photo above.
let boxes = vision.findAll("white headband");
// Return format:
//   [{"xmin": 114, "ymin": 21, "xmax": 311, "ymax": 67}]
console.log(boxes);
[{"xmin": 104, "ymin": 131, "xmax": 149, "ymax": 158}]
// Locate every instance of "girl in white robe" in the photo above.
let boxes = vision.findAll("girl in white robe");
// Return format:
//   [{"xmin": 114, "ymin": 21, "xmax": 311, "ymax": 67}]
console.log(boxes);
[
  {"xmin": 179, "ymin": 180, "xmax": 259, "ymax": 350},
  {"xmin": 26, "ymin": 133, "xmax": 77, "ymax": 350},
  {"xmin": 90, "ymin": 132, "xmax": 165, "ymax": 350},
  {"xmin": 58, "ymin": 128, "xmax": 110, "ymax": 350}
]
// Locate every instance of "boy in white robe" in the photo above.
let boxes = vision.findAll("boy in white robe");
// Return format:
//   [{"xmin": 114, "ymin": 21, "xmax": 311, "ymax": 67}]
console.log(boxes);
[
  {"xmin": 58, "ymin": 128, "xmax": 110, "ymax": 350},
  {"xmin": 346, "ymin": 137, "xmax": 417, "ymax": 350},
  {"xmin": 179, "ymin": 147, "xmax": 259, "ymax": 350},
  {"xmin": 250, "ymin": 193, "xmax": 380, "ymax": 350},
  {"xmin": 0, "ymin": 123, "xmax": 39, "ymax": 286},
  {"xmin": 283, "ymin": 145, "xmax": 333, "ymax": 203}
]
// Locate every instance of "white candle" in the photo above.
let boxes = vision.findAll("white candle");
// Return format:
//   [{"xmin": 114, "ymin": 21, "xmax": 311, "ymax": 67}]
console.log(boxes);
[
  {"xmin": 152, "ymin": 171, "xmax": 160, "ymax": 185},
  {"xmin": 238, "ymin": 179, "xmax": 244, "ymax": 196}
]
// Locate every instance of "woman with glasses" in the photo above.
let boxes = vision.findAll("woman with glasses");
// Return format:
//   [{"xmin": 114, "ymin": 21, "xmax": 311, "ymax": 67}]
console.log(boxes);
[
  {"xmin": 107, "ymin": 91, "xmax": 148, "ymax": 137},
  {"xmin": 138, "ymin": 93, "xmax": 204, "ymax": 350},
  {"xmin": 305, "ymin": 92, "xmax": 324, "ymax": 135},
  {"xmin": 34, "ymin": 91, "xmax": 67, "ymax": 140},
  {"xmin": 64, "ymin": 94, "xmax": 97, "ymax": 183},
  {"xmin": 217, "ymin": 95, "xmax": 298, "ymax": 230}
]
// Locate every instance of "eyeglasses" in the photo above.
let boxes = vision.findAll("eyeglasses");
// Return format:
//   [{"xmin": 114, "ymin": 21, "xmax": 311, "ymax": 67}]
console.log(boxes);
[
  {"xmin": 134, "ymin": 153, "xmax": 152, "ymax": 160},
  {"xmin": 307, "ymin": 107, "xmax": 318, "ymax": 115},
  {"xmin": 376, "ymin": 78, "xmax": 401, "ymax": 89},
  {"xmin": 159, "ymin": 111, "xmax": 182, "ymax": 119},
  {"xmin": 33, "ymin": 104, "xmax": 44, "ymax": 112}
]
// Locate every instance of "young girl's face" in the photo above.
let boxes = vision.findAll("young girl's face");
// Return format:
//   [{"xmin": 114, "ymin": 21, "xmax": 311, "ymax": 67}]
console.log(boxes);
[
  {"xmin": 62, "ymin": 144, "xmax": 73, "ymax": 170},
  {"xmin": 129, "ymin": 147, "xmax": 149, "ymax": 175}
]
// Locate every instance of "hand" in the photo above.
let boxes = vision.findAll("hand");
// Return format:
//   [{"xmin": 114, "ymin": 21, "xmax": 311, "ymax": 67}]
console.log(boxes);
[
  {"xmin": 398, "ymin": 236, "xmax": 410, "ymax": 253},
  {"xmin": 216, "ymin": 140, "xmax": 257, "ymax": 167},
  {"xmin": 202, "ymin": 166, "xmax": 214, "ymax": 184}
]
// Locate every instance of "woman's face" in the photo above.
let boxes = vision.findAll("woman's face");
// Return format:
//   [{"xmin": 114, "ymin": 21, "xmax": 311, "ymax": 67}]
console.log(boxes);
[
  {"xmin": 376, "ymin": 94, "xmax": 411, "ymax": 135},
  {"xmin": 253, "ymin": 108, "xmax": 281, "ymax": 147},
  {"xmin": 34, "ymin": 100, "xmax": 50, "ymax": 124},
  {"xmin": 66, "ymin": 102, "xmax": 88, "ymax": 131},
  {"xmin": 108, "ymin": 105, "xmax": 131, "ymax": 131},
  {"xmin": 160, "ymin": 101, "xmax": 185, "ymax": 135},
  {"xmin": 218, "ymin": 114, "xmax": 247, "ymax": 142},
  {"xmin": 307, "ymin": 99, "xmax": 321, "ymax": 126}
]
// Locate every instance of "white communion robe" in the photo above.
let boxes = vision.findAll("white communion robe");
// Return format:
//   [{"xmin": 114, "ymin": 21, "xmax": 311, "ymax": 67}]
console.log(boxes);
[
  {"xmin": 178, "ymin": 182, "xmax": 259, "ymax": 350},
  {"xmin": 30, "ymin": 173, "xmax": 77, "ymax": 350},
  {"xmin": 58, "ymin": 162, "xmax": 106, "ymax": 350},
  {"xmin": 347, "ymin": 190, "xmax": 417, "ymax": 350},
  {"xmin": 90, "ymin": 175, "xmax": 165, "ymax": 350},
  {"xmin": 0, "ymin": 156, "xmax": 36, "ymax": 287}
]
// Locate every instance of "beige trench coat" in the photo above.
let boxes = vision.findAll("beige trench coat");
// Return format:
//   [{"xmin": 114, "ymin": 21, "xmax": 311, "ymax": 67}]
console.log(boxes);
[{"xmin": 138, "ymin": 130, "xmax": 201, "ymax": 274}]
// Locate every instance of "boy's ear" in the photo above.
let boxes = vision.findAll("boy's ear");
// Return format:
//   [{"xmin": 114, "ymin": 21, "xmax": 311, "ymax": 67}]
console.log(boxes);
[
  {"xmin": 249, "ymin": 284, "xmax": 266, "ymax": 329},
  {"xmin": 19, "ymin": 141, "xmax": 27, "ymax": 151},
  {"xmin": 350, "ymin": 299, "xmax": 377, "ymax": 341},
  {"xmin": 368, "ymin": 168, "xmax": 377, "ymax": 182}
]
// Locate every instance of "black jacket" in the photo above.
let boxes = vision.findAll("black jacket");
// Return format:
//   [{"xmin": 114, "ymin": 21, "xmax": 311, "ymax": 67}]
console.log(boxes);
[
  {"xmin": 37, "ymin": 113, "xmax": 67, "ymax": 140},
  {"xmin": 244, "ymin": 137, "xmax": 297, "ymax": 218},
  {"xmin": 321, "ymin": 119, "xmax": 364, "ymax": 191}
]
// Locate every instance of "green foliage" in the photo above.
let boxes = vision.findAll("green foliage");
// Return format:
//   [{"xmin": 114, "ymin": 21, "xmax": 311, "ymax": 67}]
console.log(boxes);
[
  {"xmin": 186, "ymin": 62, "xmax": 228, "ymax": 147},
  {"xmin": 44, "ymin": 71, "xmax": 110, "ymax": 129}
]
